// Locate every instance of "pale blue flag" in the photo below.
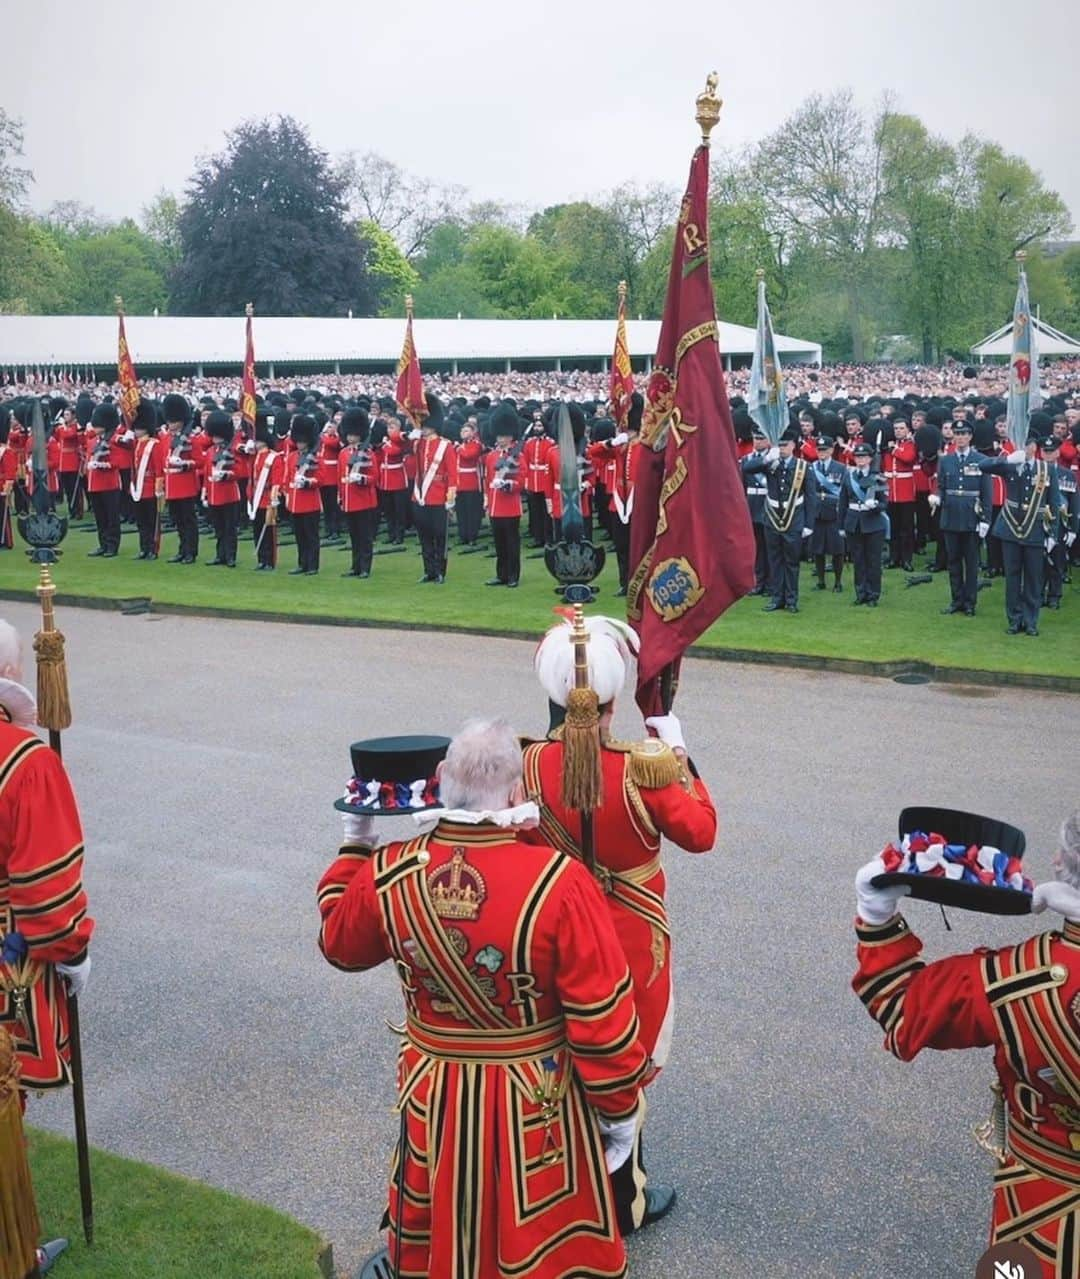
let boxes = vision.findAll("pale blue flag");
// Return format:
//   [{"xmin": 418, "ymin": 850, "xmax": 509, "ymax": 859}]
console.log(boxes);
[
  {"xmin": 747, "ymin": 275, "xmax": 788, "ymax": 445},
  {"xmin": 1007, "ymin": 263, "xmax": 1042, "ymax": 441}
]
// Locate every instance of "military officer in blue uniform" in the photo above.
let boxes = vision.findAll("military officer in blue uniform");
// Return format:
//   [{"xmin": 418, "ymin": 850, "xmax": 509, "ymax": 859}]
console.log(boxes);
[
  {"xmin": 741, "ymin": 424, "xmax": 772, "ymax": 595},
  {"xmin": 809, "ymin": 435, "xmax": 847, "ymax": 592},
  {"xmin": 979, "ymin": 431, "xmax": 1062, "ymax": 635},
  {"xmin": 1042, "ymin": 434, "xmax": 1078, "ymax": 610},
  {"xmin": 931, "ymin": 420, "xmax": 992, "ymax": 617},
  {"xmin": 838, "ymin": 441, "xmax": 888, "ymax": 606},
  {"xmin": 742, "ymin": 426, "xmax": 819, "ymax": 614}
]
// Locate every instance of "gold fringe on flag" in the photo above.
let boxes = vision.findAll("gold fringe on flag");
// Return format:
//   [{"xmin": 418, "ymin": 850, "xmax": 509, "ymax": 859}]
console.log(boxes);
[{"xmin": 0, "ymin": 1029, "xmax": 41, "ymax": 1279}]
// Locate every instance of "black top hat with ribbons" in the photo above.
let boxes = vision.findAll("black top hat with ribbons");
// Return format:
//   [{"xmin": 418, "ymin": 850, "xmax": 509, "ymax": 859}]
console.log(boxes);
[{"xmin": 334, "ymin": 734, "xmax": 450, "ymax": 816}]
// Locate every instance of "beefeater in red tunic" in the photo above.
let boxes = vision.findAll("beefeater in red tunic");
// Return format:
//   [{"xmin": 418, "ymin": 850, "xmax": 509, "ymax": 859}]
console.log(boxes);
[
  {"xmin": 0, "ymin": 623, "xmax": 93, "ymax": 1096},
  {"xmin": 520, "ymin": 615, "xmax": 716, "ymax": 1233},
  {"xmin": 853, "ymin": 812, "xmax": 1080, "ymax": 1278},
  {"xmin": 319, "ymin": 721, "xmax": 647, "ymax": 1279}
]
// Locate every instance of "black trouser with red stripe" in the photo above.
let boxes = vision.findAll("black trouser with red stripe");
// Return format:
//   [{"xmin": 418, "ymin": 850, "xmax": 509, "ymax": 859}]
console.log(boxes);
[
  {"xmin": 208, "ymin": 501, "xmax": 239, "ymax": 565},
  {"xmin": 491, "ymin": 516, "xmax": 520, "ymax": 584},
  {"xmin": 345, "ymin": 509, "xmax": 377, "ymax": 575},
  {"xmin": 252, "ymin": 508, "xmax": 277, "ymax": 568},
  {"xmin": 320, "ymin": 485, "xmax": 341, "ymax": 538},
  {"xmin": 89, "ymin": 488, "xmax": 121, "ymax": 553},
  {"xmin": 168, "ymin": 497, "xmax": 199, "ymax": 561},
  {"xmin": 292, "ymin": 511, "xmax": 321, "ymax": 572},
  {"xmin": 134, "ymin": 497, "xmax": 158, "ymax": 555},
  {"xmin": 888, "ymin": 502, "xmax": 915, "ymax": 566},
  {"xmin": 456, "ymin": 490, "xmax": 483, "ymax": 544},
  {"xmin": 413, "ymin": 503, "xmax": 447, "ymax": 579}
]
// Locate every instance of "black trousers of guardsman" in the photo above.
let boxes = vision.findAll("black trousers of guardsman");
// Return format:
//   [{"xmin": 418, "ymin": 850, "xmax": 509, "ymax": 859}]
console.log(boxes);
[
  {"xmin": 345, "ymin": 509, "xmax": 377, "ymax": 575},
  {"xmin": 413, "ymin": 504, "xmax": 448, "ymax": 579},
  {"xmin": 169, "ymin": 497, "xmax": 199, "ymax": 562},
  {"xmin": 456, "ymin": 490, "xmax": 483, "ymax": 544},
  {"xmin": 491, "ymin": 515, "xmax": 520, "ymax": 584},
  {"xmin": 1002, "ymin": 540, "xmax": 1044, "ymax": 632}
]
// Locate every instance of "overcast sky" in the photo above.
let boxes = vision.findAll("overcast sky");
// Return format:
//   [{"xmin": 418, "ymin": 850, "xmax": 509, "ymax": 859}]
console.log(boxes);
[{"xmin": 9, "ymin": 0, "xmax": 1079, "ymax": 228}]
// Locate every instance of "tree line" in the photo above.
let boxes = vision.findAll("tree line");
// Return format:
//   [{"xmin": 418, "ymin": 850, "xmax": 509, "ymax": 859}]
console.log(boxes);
[{"xmin": 1, "ymin": 94, "xmax": 1077, "ymax": 361}]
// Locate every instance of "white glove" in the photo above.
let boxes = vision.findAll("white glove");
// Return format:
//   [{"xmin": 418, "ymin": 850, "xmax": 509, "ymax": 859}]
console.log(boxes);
[
  {"xmin": 597, "ymin": 1113, "xmax": 637, "ymax": 1173},
  {"xmin": 928, "ymin": 493, "xmax": 941, "ymax": 510},
  {"xmin": 56, "ymin": 955, "xmax": 91, "ymax": 1000},
  {"xmin": 765, "ymin": 447, "xmax": 780, "ymax": 464},
  {"xmin": 865, "ymin": 499, "xmax": 878, "ymax": 509},
  {"xmin": 838, "ymin": 529, "xmax": 846, "ymax": 539},
  {"xmin": 1067, "ymin": 532, "xmax": 1077, "ymax": 548},
  {"xmin": 1046, "ymin": 537, "xmax": 1057, "ymax": 553},
  {"xmin": 611, "ymin": 432, "xmax": 629, "ymax": 447},
  {"xmin": 801, "ymin": 526, "xmax": 813, "ymax": 538},
  {"xmin": 1032, "ymin": 880, "xmax": 1080, "ymax": 921},
  {"xmin": 855, "ymin": 855, "xmax": 909, "ymax": 926},
  {"xmin": 644, "ymin": 713, "xmax": 686, "ymax": 752},
  {"xmin": 1007, "ymin": 449, "xmax": 1026, "ymax": 465},
  {"xmin": 341, "ymin": 811, "xmax": 378, "ymax": 849},
  {"xmin": 408, "ymin": 429, "xmax": 421, "ymax": 441},
  {"xmin": 977, "ymin": 521, "xmax": 989, "ymax": 539}
]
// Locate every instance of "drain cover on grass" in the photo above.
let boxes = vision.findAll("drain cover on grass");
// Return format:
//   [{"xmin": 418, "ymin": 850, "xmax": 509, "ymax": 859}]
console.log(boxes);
[{"xmin": 893, "ymin": 673, "xmax": 931, "ymax": 685}]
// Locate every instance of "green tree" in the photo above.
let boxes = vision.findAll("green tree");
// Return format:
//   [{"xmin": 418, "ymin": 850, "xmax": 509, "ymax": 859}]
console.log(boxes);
[
  {"xmin": 140, "ymin": 189, "xmax": 183, "ymax": 273},
  {"xmin": 172, "ymin": 116, "xmax": 374, "ymax": 315},
  {"xmin": 527, "ymin": 202, "xmax": 624, "ymax": 316},
  {"xmin": 59, "ymin": 220, "xmax": 170, "ymax": 314},
  {"xmin": 0, "ymin": 108, "xmax": 31, "ymax": 208},
  {"xmin": 358, "ymin": 219, "xmax": 419, "ymax": 315},
  {"xmin": 1057, "ymin": 247, "xmax": 1080, "ymax": 336},
  {"xmin": 0, "ymin": 208, "xmax": 71, "ymax": 313}
]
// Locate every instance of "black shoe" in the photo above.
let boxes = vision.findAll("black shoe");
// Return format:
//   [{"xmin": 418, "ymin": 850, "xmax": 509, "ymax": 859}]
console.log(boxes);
[
  {"xmin": 417, "ymin": 574, "xmax": 434, "ymax": 583},
  {"xmin": 145, "ymin": 552, "xmax": 157, "ymax": 560},
  {"xmin": 762, "ymin": 601, "xmax": 784, "ymax": 612},
  {"xmin": 88, "ymin": 547, "xmax": 106, "ymax": 557},
  {"xmin": 358, "ymin": 571, "xmax": 370, "ymax": 578},
  {"xmin": 902, "ymin": 562, "xmax": 914, "ymax": 571},
  {"xmin": 485, "ymin": 579, "xmax": 506, "ymax": 586},
  {"xmin": 1027, "ymin": 626, "xmax": 1039, "ymax": 637},
  {"xmin": 853, "ymin": 597, "xmax": 866, "ymax": 606},
  {"xmin": 135, "ymin": 551, "xmax": 147, "ymax": 560},
  {"xmin": 833, "ymin": 582, "xmax": 843, "ymax": 592},
  {"xmin": 341, "ymin": 570, "xmax": 360, "ymax": 577},
  {"xmin": 637, "ymin": 1185, "xmax": 677, "ymax": 1230},
  {"xmin": 747, "ymin": 586, "xmax": 764, "ymax": 596},
  {"xmin": 787, "ymin": 603, "xmax": 799, "ymax": 614},
  {"xmin": 963, "ymin": 606, "xmax": 975, "ymax": 617},
  {"xmin": 1007, "ymin": 623, "xmax": 1022, "ymax": 634},
  {"xmin": 867, "ymin": 599, "xmax": 878, "ymax": 607},
  {"xmin": 102, "ymin": 550, "xmax": 117, "ymax": 557},
  {"xmin": 182, "ymin": 556, "xmax": 196, "ymax": 564},
  {"xmin": 940, "ymin": 604, "xmax": 962, "ymax": 614},
  {"xmin": 304, "ymin": 569, "xmax": 319, "ymax": 575},
  {"xmin": 814, "ymin": 580, "xmax": 826, "ymax": 590},
  {"xmin": 506, "ymin": 580, "xmax": 519, "ymax": 588},
  {"xmin": 225, "ymin": 560, "xmax": 236, "ymax": 568},
  {"xmin": 206, "ymin": 558, "xmax": 225, "ymax": 566},
  {"xmin": 614, "ymin": 586, "xmax": 628, "ymax": 597},
  {"xmin": 288, "ymin": 567, "xmax": 306, "ymax": 575},
  {"xmin": 168, "ymin": 554, "xmax": 186, "ymax": 563},
  {"xmin": 433, "ymin": 574, "xmax": 445, "ymax": 584},
  {"xmin": 1046, "ymin": 601, "xmax": 1060, "ymax": 610}
]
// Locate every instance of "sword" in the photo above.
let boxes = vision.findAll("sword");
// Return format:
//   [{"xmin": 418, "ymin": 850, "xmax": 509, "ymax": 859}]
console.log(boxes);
[{"xmin": 17, "ymin": 399, "xmax": 94, "ymax": 1246}]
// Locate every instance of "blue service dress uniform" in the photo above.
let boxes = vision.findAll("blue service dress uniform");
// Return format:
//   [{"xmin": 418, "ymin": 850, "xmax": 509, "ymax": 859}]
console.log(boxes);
[
  {"xmin": 838, "ymin": 468, "xmax": 888, "ymax": 604},
  {"xmin": 742, "ymin": 453, "xmax": 819, "ymax": 610},
  {"xmin": 1045, "ymin": 462, "xmax": 1079, "ymax": 608},
  {"xmin": 936, "ymin": 447, "xmax": 993, "ymax": 614},
  {"xmin": 740, "ymin": 448, "xmax": 771, "ymax": 591},
  {"xmin": 810, "ymin": 457, "xmax": 847, "ymax": 589},
  {"xmin": 979, "ymin": 455, "xmax": 1062, "ymax": 633}
]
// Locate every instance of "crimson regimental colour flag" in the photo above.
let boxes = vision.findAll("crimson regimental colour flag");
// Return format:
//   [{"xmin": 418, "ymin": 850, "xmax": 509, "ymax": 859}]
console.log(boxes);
[
  {"xmin": 395, "ymin": 309, "xmax": 427, "ymax": 428},
  {"xmin": 627, "ymin": 143, "xmax": 755, "ymax": 717},
  {"xmin": 117, "ymin": 311, "xmax": 141, "ymax": 428},
  {"xmin": 241, "ymin": 313, "xmax": 257, "ymax": 431},
  {"xmin": 609, "ymin": 290, "xmax": 635, "ymax": 429}
]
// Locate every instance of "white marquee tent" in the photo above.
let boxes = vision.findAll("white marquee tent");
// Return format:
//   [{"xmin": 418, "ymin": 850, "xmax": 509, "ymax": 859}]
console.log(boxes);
[
  {"xmin": 0, "ymin": 314, "xmax": 822, "ymax": 375},
  {"xmin": 970, "ymin": 315, "xmax": 1080, "ymax": 360}
]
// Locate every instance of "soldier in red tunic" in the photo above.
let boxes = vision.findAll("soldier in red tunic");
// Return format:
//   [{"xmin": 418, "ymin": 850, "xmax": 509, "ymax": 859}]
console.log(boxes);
[
  {"xmin": 522, "ymin": 615, "xmax": 716, "ymax": 1233},
  {"xmin": 521, "ymin": 415, "xmax": 554, "ymax": 548},
  {"xmin": 84, "ymin": 402, "xmax": 131, "ymax": 558},
  {"xmin": 162, "ymin": 394, "xmax": 202, "ymax": 566},
  {"xmin": 853, "ymin": 811, "xmax": 1080, "ymax": 1278},
  {"xmin": 248, "ymin": 412, "xmax": 284, "ymax": 572},
  {"xmin": 0, "ymin": 410, "xmax": 18, "ymax": 551},
  {"xmin": 284, "ymin": 414, "xmax": 322, "ymax": 575},
  {"xmin": 337, "ymin": 407, "xmax": 377, "ymax": 579},
  {"xmin": 881, "ymin": 417, "xmax": 918, "ymax": 569},
  {"xmin": 201, "ymin": 410, "xmax": 240, "ymax": 568},
  {"xmin": 129, "ymin": 400, "xmax": 163, "ymax": 560},
  {"xmin": 316, "ymin": 414, "xmax": 343, "ymax": 544},
  {"xmin": 374, "ymin": 418, "xmax": 411, "ymax": 546},
  {"xmin": 319, "ymin": 720, "xmax": 647, "ymax": 1279},
  {"xmin": 454, "ymin": 418, "xmax": 485, "ymax": 549},
  {"xmin": 410, "ymin": 394, "xmax": 457, "ymax": 585},
  {"xmin": 482, "ymin": 402, "xmax": 523, "ymax": 588}
]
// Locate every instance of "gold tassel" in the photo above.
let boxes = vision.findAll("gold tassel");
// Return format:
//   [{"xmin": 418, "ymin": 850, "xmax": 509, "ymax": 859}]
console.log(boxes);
[
  {"xmin": 0, "ymin": 1029, "xmax": 41, "ymax": 1279},
  {"xmin": 561, "ymin": 686, "xmax": 603, "ymax": 813},
  {"xmin": 33, "ymin": 627, "xmax": 71, "ymax": 733},
  {"xmin": 627, "ymin": 741, "xmax": 681, "ymax": 789}
]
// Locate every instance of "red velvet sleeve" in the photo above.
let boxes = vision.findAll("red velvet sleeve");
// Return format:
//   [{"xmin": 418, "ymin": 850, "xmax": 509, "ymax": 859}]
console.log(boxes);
[
  {"xmin": 853, "ymin": 915, "xmax": 997, "ymax": 1061},
  {"xmin": 555, "ymin": 865, "xmax": 649, "ymax": 1119},
  {"xmin": 317, "ymin": 847, "xmax": 390, "ymax": 973},
  {"xmin": 642, "ymin": 776, "xmax": 717, "ymax": 853},
  {"xmin": 6, "ymin": 744, "xmax": 94, "ymax": 963}
]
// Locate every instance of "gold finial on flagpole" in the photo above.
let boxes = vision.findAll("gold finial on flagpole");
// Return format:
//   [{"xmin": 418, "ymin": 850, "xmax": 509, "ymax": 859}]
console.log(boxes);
[
  {"xmin": 114, "ymin": 295, "xmax": 124, "ymax": 315},
  {"xmin": 755, "ymin": 268, "xmax": 765, "ymax": 282},
  {"xmin": 405, "ymin": 293, "xmax": 414, "ymax": 319},
  {"xmin": 617, "ymin": 280, "xmax": 628, "ymax": 303},
  {"xmin": 245, "ymin": 302, "xmax": 254, "ymax": 317},
  {"xmin": 695, "ymin": 72, "xmax": 722, "ymax": 145}
]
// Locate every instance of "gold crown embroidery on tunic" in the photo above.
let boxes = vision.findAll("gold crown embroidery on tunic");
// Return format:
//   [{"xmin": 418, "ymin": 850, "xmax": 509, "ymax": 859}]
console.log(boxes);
[{"xmin": 429, "ymin": 847, "xmax": 487, "ymax": 922}]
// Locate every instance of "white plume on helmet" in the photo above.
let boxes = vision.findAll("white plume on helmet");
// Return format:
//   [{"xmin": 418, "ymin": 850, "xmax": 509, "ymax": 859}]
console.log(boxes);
[{"xmin": 534, "ymin": 615, "xmax": 639, "ymax": 708}]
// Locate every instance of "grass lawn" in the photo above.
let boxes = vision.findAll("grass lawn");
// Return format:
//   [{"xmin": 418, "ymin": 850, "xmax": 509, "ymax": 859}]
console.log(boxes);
[
  {"xmin": 27, "ymin": 1127, "xmax": 330, "ymax": 1278},
  {"xmin": 1, "ymin": 521, "xmax": 1077, "ymax": 680}
]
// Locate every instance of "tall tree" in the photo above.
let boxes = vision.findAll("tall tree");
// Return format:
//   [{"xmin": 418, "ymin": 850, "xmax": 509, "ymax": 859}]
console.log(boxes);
[
  {"xmin": 140, "ymin": 189, "xmax": 183, "ymax": 271},
  {"xmin": 0, "ymin": 208, "xmax": 71, "ymax": 313},
  {"xmin": 358, "ymin": 219, "xmax": 420, "ymax": 315},
  {"xmin": 0, "ymin": 109, "xmax": 31, "ymax": 209},
  {"xmin": 527, "ymin": 202, "xmax": 624, "ymax": 316},
  {"xmin": 337, "ymin": 151, "xmax": 465, "ymax": 260},
  {"xmin": 59, "ymin": 220, "xmax": 170, "ymax": 314},
  {"xmin": 172, "ymin": 116, "xmax": 374, "ymax": 315}
]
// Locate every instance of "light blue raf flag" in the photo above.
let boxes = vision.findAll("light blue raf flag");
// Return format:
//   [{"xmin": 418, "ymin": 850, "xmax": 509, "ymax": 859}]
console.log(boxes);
[
  {"xmin": 747, "ymin": 270, "xmax": 788, "ymax": 446},
  {"xmin": 1007, "ymin": 252, "xmax": 1042, "ymax": 439}
]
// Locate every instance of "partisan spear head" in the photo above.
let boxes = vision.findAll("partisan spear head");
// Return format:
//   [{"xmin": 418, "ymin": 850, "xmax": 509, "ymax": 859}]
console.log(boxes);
[
  {"xmin": 543, "ymin": 402, "xmax": 605, "ymax": 603},
  {"xmin": 17, "ymin": 398, "xmax": 67, "ymax": 564}
]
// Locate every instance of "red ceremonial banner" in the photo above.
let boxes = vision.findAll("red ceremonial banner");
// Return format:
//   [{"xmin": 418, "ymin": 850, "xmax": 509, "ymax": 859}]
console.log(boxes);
[
  {"xmin": 609, "ymin": 286, "xmax": 635, "ymax": 429},
  {"xmin": 627, "ymin": 143, "xmax": 755, "ymax": 717},
  {"xmin": 395, "ymin": 304, "xmax": 427, "ymax": 428},
  {"xmin": 241, "ymin": 312, "xmax": 257, "ymax": 431},
  {"xmin": 116, "ymin": 310, "xmax": 141, "ymax": 428}
]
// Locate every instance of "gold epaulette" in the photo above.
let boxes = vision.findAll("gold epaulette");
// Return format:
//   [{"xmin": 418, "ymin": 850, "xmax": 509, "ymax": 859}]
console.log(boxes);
[{"xmin": 609, "ymin": 737, "xmax": 681, "ymax": 789}]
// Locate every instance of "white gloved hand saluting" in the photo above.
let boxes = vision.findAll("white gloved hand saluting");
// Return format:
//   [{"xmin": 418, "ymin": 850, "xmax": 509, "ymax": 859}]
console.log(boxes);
[
  {"xmin": 765, "ymin": 447, "xmax": 780, "ymax": 465},
  {"xmin": 56, "ymin": 955, "xmax": 91, "ymax": 1000},
  {"xmin": 341, "ymin": 811, "xmax": 379, "ymax": 849},
  {"xmin": 611, "ymin": 432, "xmax": 629, "ymax": 447},
  {"xmin": 597, "ymin": 1113, "xmax": 637, "ymax": 1173},
  {"xmin": 855, "ymin": 855, "xmax": 909, "ymax": 926},
  {"xmin": 1007, "ymin": 449, "xmax": 1026, "ymax": 465},
  {"xmin": 644, "ymin": 713, "xmax": 686, "ymax": 753},
  {"xmin": 1032, "ymin": 880, "xmax": 1080, "ymax": 922}
]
